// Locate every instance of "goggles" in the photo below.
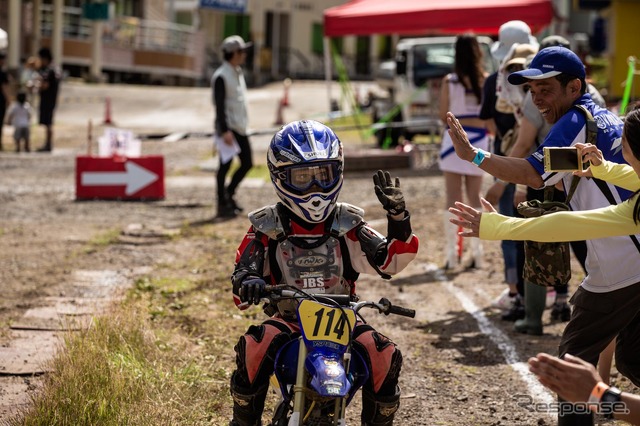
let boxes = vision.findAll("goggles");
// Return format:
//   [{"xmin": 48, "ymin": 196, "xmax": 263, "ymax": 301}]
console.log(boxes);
[{"xmin": 284, "ymin": 163, "xmax": 340, "ymax": 193}]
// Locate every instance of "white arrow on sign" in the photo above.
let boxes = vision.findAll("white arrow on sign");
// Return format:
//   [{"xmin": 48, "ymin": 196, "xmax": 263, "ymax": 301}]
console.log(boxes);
[{"xmin": 81, "ymin": 161, "xmax": 159, "ymax": 195}]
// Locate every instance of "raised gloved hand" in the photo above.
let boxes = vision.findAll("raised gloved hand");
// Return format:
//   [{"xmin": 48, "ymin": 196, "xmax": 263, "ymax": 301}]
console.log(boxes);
[
  {"xmin": 373, "ymin": 170, "xmax": 406, "ymax": 216},
  {"xmin": 240, "ymin": 277, "xmax": 266, "ymax": 305}
]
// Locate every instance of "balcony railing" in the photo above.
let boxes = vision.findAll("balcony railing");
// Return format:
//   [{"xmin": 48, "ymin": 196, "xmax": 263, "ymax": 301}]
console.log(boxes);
[{"xmin": 40, "ymin": 4, "xmax": 198, "ymax": 54}]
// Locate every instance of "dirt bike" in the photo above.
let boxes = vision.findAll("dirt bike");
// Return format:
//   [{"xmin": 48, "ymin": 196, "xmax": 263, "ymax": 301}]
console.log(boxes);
[{"xmin": 263, "ymin": 284, "xmax": 416, "ymax": 426}]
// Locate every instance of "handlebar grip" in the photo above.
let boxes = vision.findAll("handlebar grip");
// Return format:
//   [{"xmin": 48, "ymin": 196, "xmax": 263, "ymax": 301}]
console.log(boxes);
[
  {"xmin": 388, "ymin": 305, "xmax": 416, "ymax": 318},
  {"xmin": 378, "ymin": 297, "xmax": 416, "ymax": 318}
]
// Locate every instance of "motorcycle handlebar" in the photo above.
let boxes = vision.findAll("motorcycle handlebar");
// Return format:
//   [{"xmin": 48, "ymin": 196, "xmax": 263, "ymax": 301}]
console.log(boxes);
[{"xmin": 263, "ymin": 286, "xmax": 415, "ymax": 318}]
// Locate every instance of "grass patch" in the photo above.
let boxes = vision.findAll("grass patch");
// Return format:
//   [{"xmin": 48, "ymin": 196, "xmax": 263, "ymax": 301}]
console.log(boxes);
[
  {"xmin": 87, "ymin": 228, "xmax": 121, "ymax": 248},
  {"xmin": 12, "ymin": 301, "xmax": 223, "ymax": 425},
  {"xmin": 13, "ymin": 221, "xmax": 250, "ymax": 425}
]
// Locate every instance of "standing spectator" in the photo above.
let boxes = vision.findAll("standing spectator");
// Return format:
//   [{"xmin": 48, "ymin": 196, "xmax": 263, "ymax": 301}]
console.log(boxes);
[
  {"xmin": 507, "ymin": 35, "xmax": 599, "ymax": 327},
  {"xmin": 438, "ymin": 34, "xmax": 488, "ymax": 270},
  {"xmin": 35, "ymin": 47, "xmax": 60, "ymax": 153},
  {"xmin": 447, "ymin": 46, "xmax": 640, "ymax": 426},
  {"xmin": 0, "ymin": 52, "xmax": 11, "ymax": 151},
  {"xmin": 6, "ymin": 91, "xmax": 32, "ymax": 152},
  {"xmin": 20, "ymin": 56, "xmax": 40, "ymax": 103},
  {"xmin": 212, "ymin": 35, "xmax": 253, "ymax": 218},
  {"xmin": 479, "ymin": 20, "xmax": 538, "ymax": 320}
]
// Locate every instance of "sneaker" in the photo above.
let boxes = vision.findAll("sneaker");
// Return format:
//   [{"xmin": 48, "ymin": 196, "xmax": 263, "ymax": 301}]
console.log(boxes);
[
  {"xmin": 546, "ymin": 290, "xmax": 557, "ymax": 308},
  {"xmin": 501, "ymin": 296, "xmax": 525, "ymax": 322},
  {"xmin": 491, "ymin": 288, "xmax": 514, "ymax": 310},
  {"xmin": 550, "ymin": 302, "xmax": 571, "ymax": 322}
]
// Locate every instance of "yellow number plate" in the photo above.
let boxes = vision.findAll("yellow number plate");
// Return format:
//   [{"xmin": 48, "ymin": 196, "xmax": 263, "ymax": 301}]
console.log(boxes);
[{"xmin": 297, "ymin": 300, "xmax": 356, "ymax": 346}]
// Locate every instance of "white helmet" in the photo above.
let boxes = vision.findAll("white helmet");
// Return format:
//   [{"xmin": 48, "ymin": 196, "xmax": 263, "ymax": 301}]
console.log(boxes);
[{"xmin": 267, "ymin": 120, "xmax": 343, "ymax": 223}]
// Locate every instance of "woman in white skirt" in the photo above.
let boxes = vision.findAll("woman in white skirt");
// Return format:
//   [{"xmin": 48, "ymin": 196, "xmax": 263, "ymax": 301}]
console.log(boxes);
[{"xmin": 438, "ymin": 34, "xmax": 488, "ymax": 269}]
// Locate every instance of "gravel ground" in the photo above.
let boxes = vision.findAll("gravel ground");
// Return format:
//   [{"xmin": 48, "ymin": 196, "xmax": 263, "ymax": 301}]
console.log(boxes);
[{"xmin": 0, "ymin": 81, "xmax": 634, "ymax": 425}]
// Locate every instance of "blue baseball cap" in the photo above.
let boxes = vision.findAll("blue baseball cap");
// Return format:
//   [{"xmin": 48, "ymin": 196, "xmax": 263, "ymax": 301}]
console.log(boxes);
[{"xmin": 508, "ymin": 46, "xmax": 586, "ymax": 85}]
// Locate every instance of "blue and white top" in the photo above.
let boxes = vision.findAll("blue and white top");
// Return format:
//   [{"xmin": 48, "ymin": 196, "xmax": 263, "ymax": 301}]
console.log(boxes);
[{"xmin": 527, "ymin": 94, "xmax": 640, "ymax": 292}]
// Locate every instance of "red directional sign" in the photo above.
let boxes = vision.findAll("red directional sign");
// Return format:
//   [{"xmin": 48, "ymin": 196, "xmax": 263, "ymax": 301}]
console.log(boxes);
[{"xmin": 76, "ymin": 156, "xmax": 165, "ymax": 200}]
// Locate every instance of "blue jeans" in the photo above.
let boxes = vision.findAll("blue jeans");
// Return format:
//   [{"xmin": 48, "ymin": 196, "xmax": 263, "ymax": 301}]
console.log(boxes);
[{"xmin": 499, "ymin": 184, "xmax": 518, "ymax": 286}]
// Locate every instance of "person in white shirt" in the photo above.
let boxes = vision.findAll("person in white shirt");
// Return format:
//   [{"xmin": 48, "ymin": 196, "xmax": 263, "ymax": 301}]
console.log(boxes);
[{"xmin": 6, "ymin": 92, "xmax": 32, "ymax": 153}]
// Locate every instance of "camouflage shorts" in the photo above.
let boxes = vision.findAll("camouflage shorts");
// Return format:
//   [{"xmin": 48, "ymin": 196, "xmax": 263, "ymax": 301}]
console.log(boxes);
[{"xmin": 517, "ymin": 199, "xmax": 572, "ymax": 287}]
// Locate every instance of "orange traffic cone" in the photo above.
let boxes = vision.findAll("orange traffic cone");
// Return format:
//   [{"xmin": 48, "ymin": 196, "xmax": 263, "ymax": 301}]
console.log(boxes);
[
  {"xmin": 274, "ymin": 98, "xmax": 285, "ymax": 126},
  {"xmin": 103, "ymin": 96, "xmax": 114, "ymax": 125},
  {"xmin": 282, "ymin": 78, "xmax": 292, "ymax": 107}
]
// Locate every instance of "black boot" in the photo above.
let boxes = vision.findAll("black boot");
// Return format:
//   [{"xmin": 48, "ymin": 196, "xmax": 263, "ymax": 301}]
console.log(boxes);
[
  {"xmin": 361, "ymin": 387, "xmax": 401, "ymax": 426},
  {"xmin": 226, "ymin": 190, "xmax": 243, "ymax": 212},
  {"xmin": 229, "ymin": 374, "xmax": 268, "ymax": 426},
  {"xmin": 550, "ymin": 301, "xmax": 571, "ymax": 322},
  {"xmin": 217, "ymin": 197, "xmax": 237, "ymax": 218},
  {"xmin": 501, "ymin": 294, "xmax": 525, "ymax": 322}
]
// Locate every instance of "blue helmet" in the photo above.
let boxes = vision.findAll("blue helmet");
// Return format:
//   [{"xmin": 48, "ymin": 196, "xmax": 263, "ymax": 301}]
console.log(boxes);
[{"xmin": 267, "ymin": 120, "xmax": 343, "ymax": 223}]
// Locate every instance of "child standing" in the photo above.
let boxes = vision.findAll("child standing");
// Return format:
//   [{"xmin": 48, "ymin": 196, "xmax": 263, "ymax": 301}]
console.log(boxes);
[{"xmin": 7, "ymin": 92, "xmax": 32, "ymax": 152}]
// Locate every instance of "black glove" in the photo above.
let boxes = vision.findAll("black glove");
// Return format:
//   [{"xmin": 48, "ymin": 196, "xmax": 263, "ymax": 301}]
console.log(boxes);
[
  {"xmin": 240, "ymin": 277, "xmax": 266, "ymax": 305},
  {"xmin": 373, "ymin": 170, "xmax": 406, "ymax": 216}
]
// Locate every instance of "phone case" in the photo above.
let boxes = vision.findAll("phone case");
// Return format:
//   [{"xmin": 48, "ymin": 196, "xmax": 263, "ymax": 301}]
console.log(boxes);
[{"xmin": 543, "ymin": 147, "xmax": 582, "ymax": 172}]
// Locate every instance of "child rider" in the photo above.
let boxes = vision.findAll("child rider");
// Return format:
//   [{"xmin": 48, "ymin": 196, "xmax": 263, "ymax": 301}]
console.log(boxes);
[{"xmin": 228, "ymin": 120, "xmax": 420, "ymax": 425}]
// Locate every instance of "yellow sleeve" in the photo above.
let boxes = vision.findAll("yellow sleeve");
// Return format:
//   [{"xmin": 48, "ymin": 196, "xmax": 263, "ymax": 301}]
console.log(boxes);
[
  {"xmin": 591, "ymin": 161, "xmax": 640, "ymax": 191},
  {"xmin": 479, "ymin": 197, "xmax": 639, "ymax": 242}
]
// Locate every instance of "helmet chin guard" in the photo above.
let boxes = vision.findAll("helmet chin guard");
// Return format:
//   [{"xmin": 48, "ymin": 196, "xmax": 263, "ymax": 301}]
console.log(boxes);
[{"xmin": 268, "ymin": 120, "xmax": 344, "ymax": 223}]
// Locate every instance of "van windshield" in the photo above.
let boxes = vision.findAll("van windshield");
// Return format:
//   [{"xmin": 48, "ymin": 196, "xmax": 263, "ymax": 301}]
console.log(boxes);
[
  {"xmin": 412, "ymin": 43, "xmax": 455, "ymax": 86},
  {"xmin": 412, "ymin": 41, "xmax": 496, "ymax": 87}
]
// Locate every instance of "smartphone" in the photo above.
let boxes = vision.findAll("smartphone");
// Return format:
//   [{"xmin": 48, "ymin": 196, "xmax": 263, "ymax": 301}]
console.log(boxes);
[{"xmin": 544, "ymin": 147, "xmax": 583, "ymax": 172}]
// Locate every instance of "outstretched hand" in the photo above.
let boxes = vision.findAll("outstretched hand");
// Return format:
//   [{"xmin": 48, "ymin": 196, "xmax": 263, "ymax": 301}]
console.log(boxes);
[
  {"xmin": 373, "ymin": 170, "xmax": 406, "ymax": 216},
  {"xmin": 448, "ymin": 198, "xmax": 496, "ymax": 238},
  {"xmin": 528, "ymin": 353, "xmax": 600, "ymax": 403},
  {"xmin": 446, "ymin": 112, "xmax": 476, "ymax": 162}
]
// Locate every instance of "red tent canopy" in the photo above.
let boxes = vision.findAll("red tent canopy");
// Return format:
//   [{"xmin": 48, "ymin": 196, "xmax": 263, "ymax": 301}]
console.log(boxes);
[{"xmin": 324, "ymin": 0, "xmax": 554, "ymax": 37}]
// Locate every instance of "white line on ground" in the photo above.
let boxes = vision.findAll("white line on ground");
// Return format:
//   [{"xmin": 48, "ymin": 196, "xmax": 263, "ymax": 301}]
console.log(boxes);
[{"xmin": 443, "ymin": 281, "xmax": 555, "ymax": 414}]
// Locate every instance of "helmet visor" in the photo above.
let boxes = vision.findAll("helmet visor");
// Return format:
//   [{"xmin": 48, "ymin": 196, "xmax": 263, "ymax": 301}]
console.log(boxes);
[{"xmin": 286, "ymin": 163, "xmax": 340, "ymax": 193}]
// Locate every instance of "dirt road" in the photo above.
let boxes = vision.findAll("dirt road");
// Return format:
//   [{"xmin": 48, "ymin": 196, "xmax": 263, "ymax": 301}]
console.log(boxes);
[{"xmin": 0, "ymin": 81, "xmax": 629, "ymax": 424}]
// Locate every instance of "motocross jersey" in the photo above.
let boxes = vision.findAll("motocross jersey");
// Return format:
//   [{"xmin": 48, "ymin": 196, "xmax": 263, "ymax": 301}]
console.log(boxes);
[{"xmin": 231, "ymin": 202, "xmax": 419, "ymax": 317}]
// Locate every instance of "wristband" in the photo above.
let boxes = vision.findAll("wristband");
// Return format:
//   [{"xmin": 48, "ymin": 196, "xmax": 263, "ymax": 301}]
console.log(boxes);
[
  {"xmin": 587, "ymin": 382, "xmax": 609, "ymax": 412},
  {"xmin": 472, "ymin": 149, "xmax": 490, "ymax": 167}
]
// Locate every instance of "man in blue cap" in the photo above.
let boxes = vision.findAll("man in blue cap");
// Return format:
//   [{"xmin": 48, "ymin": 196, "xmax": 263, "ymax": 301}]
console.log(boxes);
[{"xmin": 447, "ymin": 46, "xmax": 640, "ymax": 426}]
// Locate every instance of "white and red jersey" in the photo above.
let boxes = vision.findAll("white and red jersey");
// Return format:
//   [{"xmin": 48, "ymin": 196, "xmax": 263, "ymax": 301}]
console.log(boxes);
[{"xmin": 231, "ymin": 203, "xmax": 419, "ymax": 311}]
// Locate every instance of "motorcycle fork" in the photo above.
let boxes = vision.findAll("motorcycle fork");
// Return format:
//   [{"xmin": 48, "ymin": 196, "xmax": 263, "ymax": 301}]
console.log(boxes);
[
  {"xmin": 334, "ymin": 350, "xmax": 351, "ymax": 425},
  {"xmin": 291, "ymin": 339, "xmax": 352, "ymax": 426},
  {"xmin": 290, "ymin": 338, "xmax": 307, "ymax": 424}
]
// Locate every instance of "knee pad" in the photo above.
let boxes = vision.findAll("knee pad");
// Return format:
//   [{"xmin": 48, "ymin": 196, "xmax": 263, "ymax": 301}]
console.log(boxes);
[
  {"xmin": 234, "ymin": 320, "xmax": 294, "ymax": 386},
  {"xmin": 353, "ymin": 327, "xmax": 403, "ymax": 394}
]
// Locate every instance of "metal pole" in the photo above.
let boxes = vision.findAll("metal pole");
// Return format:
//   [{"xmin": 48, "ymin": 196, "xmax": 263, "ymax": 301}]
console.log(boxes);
[
  {"xmin": 272, "ymin": 12, "xmax": 280, "ymax": 79},
  {"xmin": 31, "ymin": 0, "xmax": 42, "ymax": 56},
  {"xmin": 8, "ymin": 0, "xmax": 21, "ymax": 71},
  {"xmin": 52, "ymin": 0, "xmax": 64, "ymax": 66},
  {"xmin": 90, "ymin": 20, "xmax": 103, "ymax": 82}
]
